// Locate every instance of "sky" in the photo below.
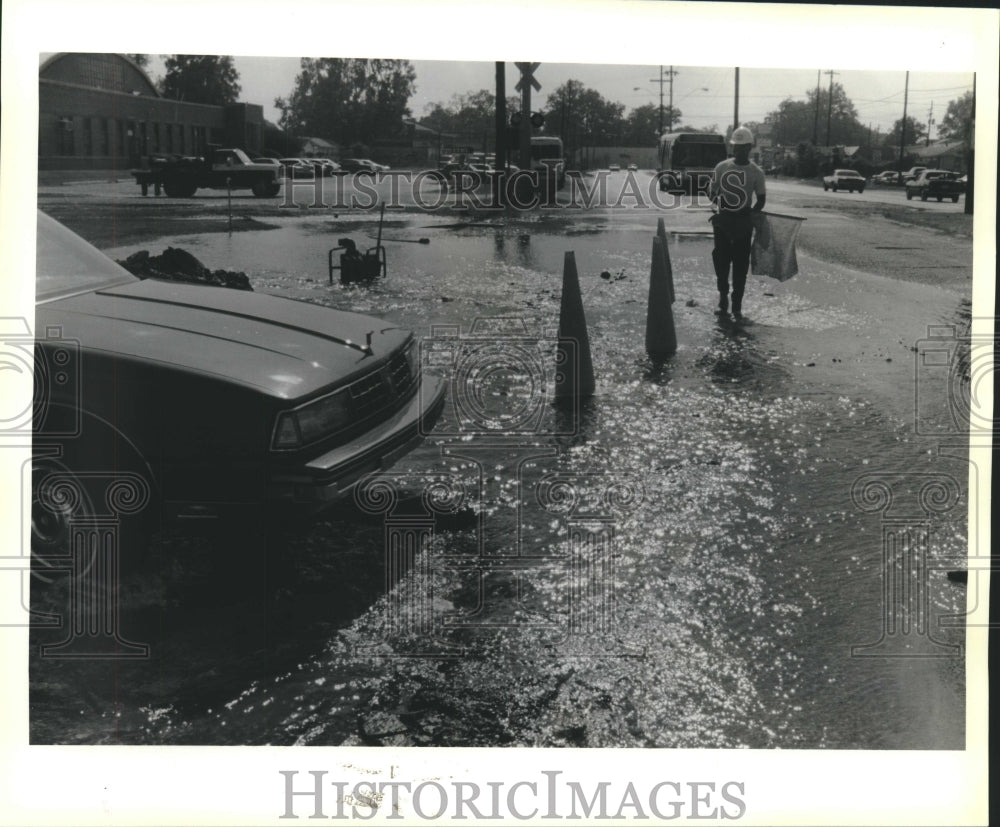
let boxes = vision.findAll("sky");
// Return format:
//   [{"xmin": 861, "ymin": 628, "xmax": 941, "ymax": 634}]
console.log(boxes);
[{"xmin": 143, "ymin": 55, "xmax": 973, "ymax": 141}]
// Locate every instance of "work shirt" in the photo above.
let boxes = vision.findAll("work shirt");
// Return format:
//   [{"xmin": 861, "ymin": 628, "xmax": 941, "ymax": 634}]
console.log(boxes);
[{"xmin": 711, "ymin": 159, "xmax": 766, "ymax": 213}]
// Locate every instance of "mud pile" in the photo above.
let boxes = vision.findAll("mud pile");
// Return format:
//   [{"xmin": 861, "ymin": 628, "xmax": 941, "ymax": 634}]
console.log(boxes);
[{"xmin": 117, "ymin": 247, "xmax": 253, "ymax": 291}]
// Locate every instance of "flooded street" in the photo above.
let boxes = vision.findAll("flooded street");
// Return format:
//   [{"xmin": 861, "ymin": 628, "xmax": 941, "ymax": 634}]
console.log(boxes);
[{"xmin": 30, "ymin": 199, "xmax": 971, "ymax": 749}]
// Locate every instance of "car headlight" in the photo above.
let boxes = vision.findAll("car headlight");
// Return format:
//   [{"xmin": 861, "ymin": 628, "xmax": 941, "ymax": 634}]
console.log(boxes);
[{"xmin": 272, "ymin": 388, "xmax": 352, "ymax": 450}]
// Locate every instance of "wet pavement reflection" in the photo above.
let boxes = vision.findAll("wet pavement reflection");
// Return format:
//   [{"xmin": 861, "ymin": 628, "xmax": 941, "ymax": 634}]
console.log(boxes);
[{"xmin": 31, "ymin": 211, "xmax": 970, "ymax": 748}]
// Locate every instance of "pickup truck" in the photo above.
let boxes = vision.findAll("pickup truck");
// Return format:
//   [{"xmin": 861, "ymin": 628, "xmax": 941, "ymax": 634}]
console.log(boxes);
[
  {"xmin": 133, "ymin": 146, "xmax": 282, "ymax": 198},
  {"xmin": 822, "ymin": 169, "xmax": 866, "ymax": 193}
]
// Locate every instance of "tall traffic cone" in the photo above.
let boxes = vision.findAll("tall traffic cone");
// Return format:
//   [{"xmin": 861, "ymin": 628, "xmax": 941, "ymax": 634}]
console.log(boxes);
[
  {"xmin": 645, "ymin": 236, "xmax": 677, "ymax": 361},
  {"xmin": 655, "ymin": 217, "xmax": 675, "ymax": 303},
  {"xmin": 555, "ymin": 251, "xmax": 595, "ymax": 401}
]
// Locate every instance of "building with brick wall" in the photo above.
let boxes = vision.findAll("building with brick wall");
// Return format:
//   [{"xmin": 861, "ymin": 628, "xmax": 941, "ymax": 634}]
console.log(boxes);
[{"xmin": 39, "ymin": 53, "xmax": 265, "ymax": 171}]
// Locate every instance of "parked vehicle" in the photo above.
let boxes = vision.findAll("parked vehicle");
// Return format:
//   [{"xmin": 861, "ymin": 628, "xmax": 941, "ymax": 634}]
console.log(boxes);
[
  {"xmin": 872, "ymin": 171, "xmax": 902, "ymax": 185},
  {"xmin": 822, "ymin": 169, "xmax": 867, "ymax": 193},
  {"xmin": 627, "ymin": 163, "xmax": 639, "ymax": 171},
  {"xmin": 132, "ymin": 146, "xmax": 282, "ymax": 198},
  {"xmin": 279, "ymin": 158, "xmax": 315, "ymax": 179},
  {"xmin": 905, "ymin": 169, "xmax": 964, "ymax": 202},
  {"xmin": 32, "ymin": 211, "xmax": 447, "ymax": 569},
  {"xmin": 902, "ymin": 166, "xmax": 927, "ymax": 184},
  {"xmin": 339, "ymin": 159, "xmax": 387, "ymax": 174},
  {"xmin": 307, "ymin": 158, "xmax": 341, "ymax": 176},
  {"xmin": 608, "ymin": 164, "xmax": 621, "ymax": 172}
]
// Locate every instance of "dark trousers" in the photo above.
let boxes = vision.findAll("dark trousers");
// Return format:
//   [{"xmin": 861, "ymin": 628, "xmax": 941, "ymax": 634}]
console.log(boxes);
[{"xmin": 712, "ymin": 211, "xmax": 753, "ymax": 304}]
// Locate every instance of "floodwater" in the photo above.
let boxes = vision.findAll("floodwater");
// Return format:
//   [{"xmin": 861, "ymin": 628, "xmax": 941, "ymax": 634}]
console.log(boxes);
[{"xmin": 30, "ymin": 210, "xmax": 970, "ymax": 748}]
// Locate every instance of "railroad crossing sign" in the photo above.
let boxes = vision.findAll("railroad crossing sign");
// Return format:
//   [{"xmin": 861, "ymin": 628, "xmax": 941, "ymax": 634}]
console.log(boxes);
[{"xmin": 515, "ymin": 62, "xmax": 541, "ymax": 93}]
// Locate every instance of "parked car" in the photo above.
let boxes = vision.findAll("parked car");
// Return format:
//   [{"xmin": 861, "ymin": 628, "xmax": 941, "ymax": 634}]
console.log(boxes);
[
  {"xmin": 905, "ymin": 169, "xmax": 964, "ymax": 202},
  {"xmin": 307, "ymin": 158, "xmax": 341, "ymax": 176},
  {"xmin": 822, "ymin": 169, "xmax": 867, "ymax": 193},
  {"xmin": 901, "ymin": 166, "xmax": 927, "ymax": 184},
  {"xmin": 627, "ymin": 163, "xmax": 638, "ymax": 171},
  {"xmin": 31, "ymin": 211, "xmax": 446, "ymax": 569},
  {"xmin": 278, "ymin": 158, "xmax": 314, "ymax": 179},
  {"xmin": 339, "ymin": 158, "xmax": 387, "ymax": 174},
  {"xmin": 872, "ymin": 171, "xmax": 902, "ymax": 185},
  {"xmin": 608, "ymin": 164, "xmax": 621, "ymax": 172}
]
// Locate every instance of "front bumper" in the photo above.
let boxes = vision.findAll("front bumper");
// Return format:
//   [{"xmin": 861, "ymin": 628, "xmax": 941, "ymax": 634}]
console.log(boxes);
[{"xmin": 266, "ymin": 375, "xmax": 447, "ymax": 507}]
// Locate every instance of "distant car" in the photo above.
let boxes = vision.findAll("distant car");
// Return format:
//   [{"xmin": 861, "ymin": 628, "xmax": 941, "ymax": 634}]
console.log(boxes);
[
  {"xmin": 278, "ymin": 158, "xmax": 314, "ymax": 179},
  {"xmin": 307, "ymin": 158, "xmax": 340, "ymax": 176},
  {"xmin": 873, "ymin": 171, "xmax": 902, "ymax": 185},
  {"xmin": 339, "ymin": 159, "xmax": 387, "ymax": 174},
  {"xmin": 32, "ymin": 211, "xmax": 446, "ymax": 569},
  {"xmin": 822, "ymin": 169, "xmax": 866, "ymax": 193},
  {"xmin": 902, "ymin": 166, "xmax": 927, "ymax": 184},
  {"xmin": 627, "ymin": 163, "xmax": 638, "ymax": 171},
  {"xmin": 608, "ymin": 164, "xmax": 621, "ymax": 172},
  {"xmin": 905, "ymin": 169, "xmax": 964, "ymax": 202}
]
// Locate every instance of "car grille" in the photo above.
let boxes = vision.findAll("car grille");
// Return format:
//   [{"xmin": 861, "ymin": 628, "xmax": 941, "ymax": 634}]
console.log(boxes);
[
  {"xmin": 349, "ymin": 371, "xmax": 389, "ymax": 419},
  {"xmin": 386, "ymin": 349, "xmax": 413, "ymax": 393},
  {"xmin": 347, "ymin": 346, "xmax": 415, "ymax": 421}
]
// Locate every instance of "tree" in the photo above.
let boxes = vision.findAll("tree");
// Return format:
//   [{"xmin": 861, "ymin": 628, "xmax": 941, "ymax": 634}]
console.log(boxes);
[
  {"xmin": 275, "ymin": 58, "xmax": 416, "ymax": 145},
  {"xmin": 161, "ymin": 55, "xmax": 241, "ymax": 106},
  {"xmin": 936, "ymin": 90, "xmax": 974, "ymax": 142},
  {"xmin": 128, "ymin": 54, "xmax": 150, "ymax": 69},
  {"xmin": 621, "ymin": 103, "xmax": 682, "ymax": 145},
  {"xmin": 422, "ymin": 89, "xmax": 496, "ymax": 148},
  {"xmin": 884, "ymin": 116, "xmax": 927, "ymax": 150},
  {"xmin": 763, "ymin": 83, "xmax": 867, "ymax": 147},
  {"xmin": 544, "ymin": 81, "xmax": 624, "ymax": 164}
]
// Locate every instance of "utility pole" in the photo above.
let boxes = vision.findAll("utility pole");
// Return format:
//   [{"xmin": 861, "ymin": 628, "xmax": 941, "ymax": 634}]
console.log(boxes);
[
  {"xmin": 899, "ymin": 70, "xmax": 909, "ymax": 165},
  {"xmin": 964, "ymin": 72, "xmax": 974, "ymax": 214},
  {"xmin": 733, "ymin": 67, "xmax": 740, "ymax": 133},
  {"xmin": 668, "ymin": 66, "xmax": 676, "ymax": 133},
  {"xmin": 495, "ymin": 62, "xmax": 507, "ymax": 200},
  {"xmin": 824, "ymin": 69, "xmax": 838, "ymax": 146},
  {"xmin": 649, "ymin": 66, "xmax": 677, "ymax": 136},
  {"xmin": 925, "ymin": 101, "xmax": 934, "ymax": 146},
  {"xmin": 813, "ymin": 70, "xmax": 820, "ymax": 145}
]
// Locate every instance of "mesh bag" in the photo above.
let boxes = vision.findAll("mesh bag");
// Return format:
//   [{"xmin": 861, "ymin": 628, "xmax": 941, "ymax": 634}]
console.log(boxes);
[{"xmin": 751, "ymin": 212, "xmax": 805, "ymax": 281}]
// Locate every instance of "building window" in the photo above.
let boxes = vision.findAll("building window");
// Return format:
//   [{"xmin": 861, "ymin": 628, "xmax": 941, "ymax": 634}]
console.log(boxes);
[
  {"xmin": 98, "ymin": 118, "xmax": 109, "ymax": 156},
  {"xmin": 82, "ymin": 117, "xmax": 93, "ymax": 156},
  {"xmin": 57, "ymin": 116, "xmax": 74, "ymax": 155}
]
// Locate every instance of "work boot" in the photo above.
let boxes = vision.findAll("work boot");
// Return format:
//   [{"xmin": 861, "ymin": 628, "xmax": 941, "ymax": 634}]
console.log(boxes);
[
  {"xmin": 731, "ymin": 294, "xmax": 743, "ymax": 319},
  {"xmin": 715, "ymin": 292, "xmax": 728, "ymax": 315}
]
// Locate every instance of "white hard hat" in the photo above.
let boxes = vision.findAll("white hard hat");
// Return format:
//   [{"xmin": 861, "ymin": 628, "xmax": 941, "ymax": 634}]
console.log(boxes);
[{"xmin": 731, "ymin": 126, "xmax": 754, "ymax": 145}]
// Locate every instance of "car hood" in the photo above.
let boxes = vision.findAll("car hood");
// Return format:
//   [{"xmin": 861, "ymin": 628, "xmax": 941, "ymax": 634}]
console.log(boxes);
[{"xmin": 39, "ymin": 279, "xmax": 410, "ymax": 400}]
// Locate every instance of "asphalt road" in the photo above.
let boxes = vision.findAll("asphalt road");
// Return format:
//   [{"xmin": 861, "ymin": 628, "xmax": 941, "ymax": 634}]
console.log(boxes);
[{"xmin": 29, "ymin": 173, "xmax": 977, "ymax": 749}]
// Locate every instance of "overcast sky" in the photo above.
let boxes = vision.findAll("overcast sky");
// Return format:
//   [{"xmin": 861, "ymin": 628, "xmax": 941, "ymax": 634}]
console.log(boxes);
[{"xmin": 142, "ymin": 56, "xmax": 972, "ymax": 140}]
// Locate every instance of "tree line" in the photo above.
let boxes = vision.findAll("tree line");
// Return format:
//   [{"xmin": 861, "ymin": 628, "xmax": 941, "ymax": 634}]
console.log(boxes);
[{"xmin": 138, "ymin": 55, "xmax": 974, "ymax": 163}]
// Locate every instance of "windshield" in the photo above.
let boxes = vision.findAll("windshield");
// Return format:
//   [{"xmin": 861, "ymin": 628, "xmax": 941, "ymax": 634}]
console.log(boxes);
[
  {"xmin": 669, "ymin": 142, "xmax": 727, "ymax": 168},
  {"xmin": 36, "ymin": 211, "xmax": 137, "ymax": 303}
]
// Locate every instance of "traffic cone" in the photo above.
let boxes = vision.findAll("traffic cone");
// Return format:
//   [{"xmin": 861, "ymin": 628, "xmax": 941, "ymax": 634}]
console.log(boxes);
[
  {"xmin": 555, "ymin": 251, "xmax": 595, "ymax": 401},
  {"xmin": 645, "ymin": 236, "xmax": 677, "ymax": 361},
  {"xmin": 655, "ymin": 217, "xmax": 675, "ymax": 303}
]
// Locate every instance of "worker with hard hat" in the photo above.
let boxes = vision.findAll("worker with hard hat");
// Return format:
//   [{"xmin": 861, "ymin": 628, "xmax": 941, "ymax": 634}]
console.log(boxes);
[{"xmin": 710, "ymin": 126, "xmax": 767, "ymax": 319}]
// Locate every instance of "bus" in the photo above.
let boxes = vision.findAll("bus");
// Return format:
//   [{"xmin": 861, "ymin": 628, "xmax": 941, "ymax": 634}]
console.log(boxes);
[
  {"xmin": 656, "ymin": 131, "xmax": 727, "ymax": 195},
  {"xmin": 528, "ymin": 136, "xmax": 566, "ymax": 190}
]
